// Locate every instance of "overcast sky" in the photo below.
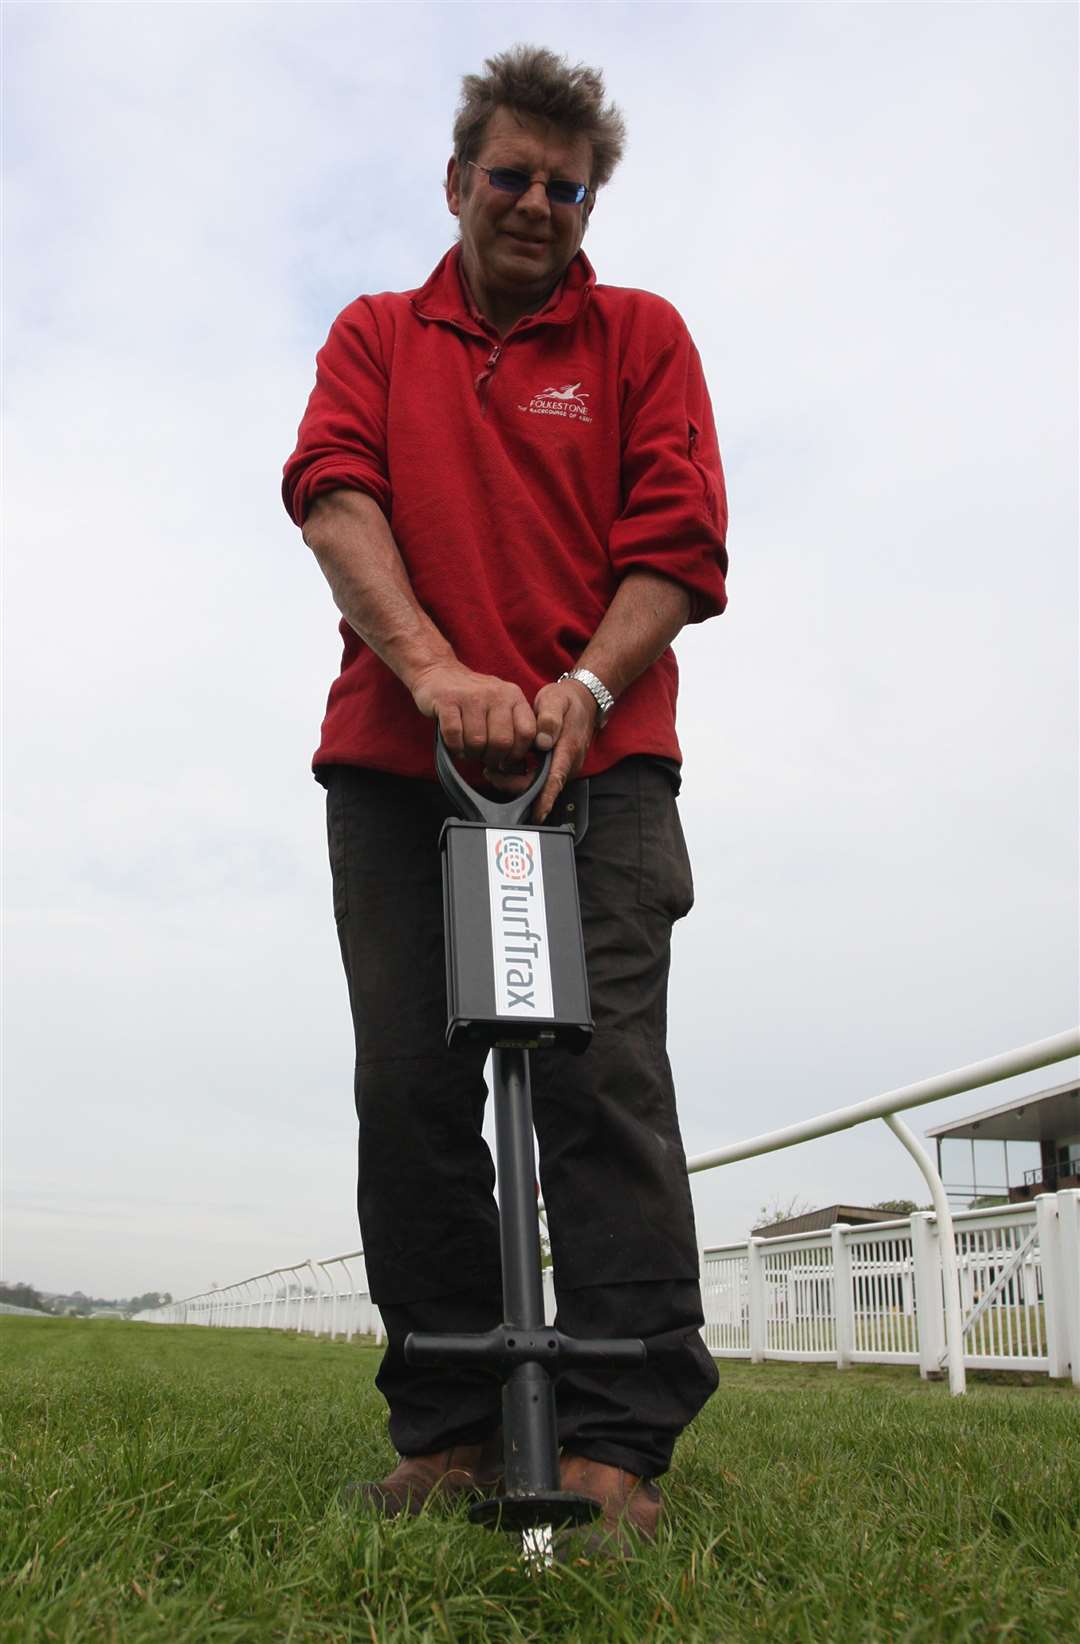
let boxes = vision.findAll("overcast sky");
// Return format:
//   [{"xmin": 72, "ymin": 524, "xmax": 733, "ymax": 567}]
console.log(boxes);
[{"xmin": 4, "ymin": 2, "xmax": 1077, "ymax": 1302}]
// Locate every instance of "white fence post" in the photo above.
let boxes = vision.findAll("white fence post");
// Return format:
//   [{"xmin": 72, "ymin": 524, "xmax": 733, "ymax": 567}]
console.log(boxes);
[
  {"xmin": 322, "ymin": 1261, "xmax": 341, "ymax": 1340},
  {"xmin": 882, "ymin": 1112, "xmax": 965, "ymax": 1394},
  {"xmin": 1035, "ymin": 1194, "xmax": 1069, "ymax": 1378},
  {"xmin": 340, "ymin": 1258, "xmax": 358, "ymax": 1342},
  {"xmin": 302, "ymin": 1261, "xmax": 321, "ymax": 1335},
  {"xmin": 1056, "ymin": 1191, "xmax": 1080, "ymax": 1387},
  {"xmin": 911, "ymin": 1211, "xmax": 946, "ymax": 1379},
  {"xmin": 831, "ymin": 1223, "xmax": 853, "ymax": 1369},
  {"xmin": 748, "ymin": 1237, "xmax": 766, "ymax": 1364}
]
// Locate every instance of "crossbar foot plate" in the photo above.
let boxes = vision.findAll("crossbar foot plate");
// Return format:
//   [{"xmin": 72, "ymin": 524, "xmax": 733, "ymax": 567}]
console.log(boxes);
[{"xmin": 469, "ymin": 1491, "xmax": 599, "ymax": 1531}]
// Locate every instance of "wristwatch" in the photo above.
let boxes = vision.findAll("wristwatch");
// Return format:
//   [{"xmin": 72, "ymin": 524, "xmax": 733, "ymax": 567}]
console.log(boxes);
[{"xmin": 559, "ymin": 667, "xmax": 615, "ymax": 727}]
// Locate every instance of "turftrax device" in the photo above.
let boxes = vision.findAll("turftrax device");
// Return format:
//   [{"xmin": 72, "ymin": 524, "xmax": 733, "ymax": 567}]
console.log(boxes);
[{"xmin": 404, "ymin": 730, "xmax": 646, "ymax": 1556}]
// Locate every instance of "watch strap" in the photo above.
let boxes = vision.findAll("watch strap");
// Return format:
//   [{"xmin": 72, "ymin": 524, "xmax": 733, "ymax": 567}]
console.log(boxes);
[{"xmin": 559, "ymin": 667, "xmax": 615, "ymax": 726}]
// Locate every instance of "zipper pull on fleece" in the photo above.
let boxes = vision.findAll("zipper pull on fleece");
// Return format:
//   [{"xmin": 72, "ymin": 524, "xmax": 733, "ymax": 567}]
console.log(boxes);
[{"xmin": 474, "ymin": 343, "xmax": 502, "ymax": 407}]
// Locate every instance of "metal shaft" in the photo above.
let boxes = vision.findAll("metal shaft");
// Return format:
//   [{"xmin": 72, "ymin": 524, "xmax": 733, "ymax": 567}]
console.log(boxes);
[
  {"xmin": 491, "ymin": 1047, "xmax": 559, "ymax": 1495},
  {"xmin": 493, "ymin": 1048, "xmax": 546, "ymax": 1329}
]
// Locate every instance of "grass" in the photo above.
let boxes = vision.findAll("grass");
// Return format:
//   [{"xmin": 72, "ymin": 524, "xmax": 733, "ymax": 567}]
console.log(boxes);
[{"xmin": 1, "ymin": 1319, "xmax": 1078, "ymax": 1642}]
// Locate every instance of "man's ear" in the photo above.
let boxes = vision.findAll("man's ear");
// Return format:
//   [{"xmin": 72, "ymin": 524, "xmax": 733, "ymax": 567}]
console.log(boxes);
[{"xmin": 446, "ymin": 156, "xmax": 461, "ymax": 217}]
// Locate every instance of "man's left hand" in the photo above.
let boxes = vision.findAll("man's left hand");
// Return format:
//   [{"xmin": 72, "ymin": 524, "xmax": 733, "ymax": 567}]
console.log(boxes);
[{"xmin": 484, "ymin": 677, "xmax": 598, "ymax": 822}]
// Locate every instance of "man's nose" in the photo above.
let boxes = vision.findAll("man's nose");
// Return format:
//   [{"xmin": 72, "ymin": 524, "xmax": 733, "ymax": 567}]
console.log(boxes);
[{"xmin": 516, "ymin": 180, "xmax": 551, "ymax": 217}]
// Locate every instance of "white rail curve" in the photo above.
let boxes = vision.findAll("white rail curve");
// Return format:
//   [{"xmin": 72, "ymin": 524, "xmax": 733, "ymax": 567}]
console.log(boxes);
[{"xmin": 135, "ymin": 1030, "xmax": 1080, "ymax": 1393}]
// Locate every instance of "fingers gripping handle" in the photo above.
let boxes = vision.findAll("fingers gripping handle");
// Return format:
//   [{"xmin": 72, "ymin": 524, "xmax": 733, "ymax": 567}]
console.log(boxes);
[{"xmin": 435, "ymin": 725, "xmax": 552, "ymax": 827}]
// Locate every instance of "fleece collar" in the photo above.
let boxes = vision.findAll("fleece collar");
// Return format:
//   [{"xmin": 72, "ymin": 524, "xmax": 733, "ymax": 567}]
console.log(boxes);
[{"xmin": 411, "ymin": 243, "xmax": 595, "ymax": 335}]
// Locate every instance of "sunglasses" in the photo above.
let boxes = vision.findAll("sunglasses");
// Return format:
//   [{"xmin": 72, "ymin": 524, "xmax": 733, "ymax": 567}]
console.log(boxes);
[{"xmin": 465, "ymin": 160, "xmax": 589, "ymax": 208}]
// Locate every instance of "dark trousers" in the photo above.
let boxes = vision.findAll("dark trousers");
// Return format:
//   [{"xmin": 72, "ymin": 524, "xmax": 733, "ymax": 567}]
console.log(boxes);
[{"xmin": 325, "ymin": 757, "xmax": 718, "ymax": 1478}]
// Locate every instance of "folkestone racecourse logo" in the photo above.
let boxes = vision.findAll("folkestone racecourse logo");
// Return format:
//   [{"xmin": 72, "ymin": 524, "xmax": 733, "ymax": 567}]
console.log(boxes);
[{"xmin": 518, "ymin": 380, "xmax": 593, "ymax": 424}]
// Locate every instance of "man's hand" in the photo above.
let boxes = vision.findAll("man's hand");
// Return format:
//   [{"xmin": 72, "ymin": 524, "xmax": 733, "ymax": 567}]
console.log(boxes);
[
  {"xmin": 531, "ymin": 678, "xmax": 599, "ymax": 820},
  {"xmin": 411, "ymin": 660, "xmax": 537, "ymax": 769},
  {"xmin": 486, "ymin": 678, "xmax": 598, "ymax": 822}
]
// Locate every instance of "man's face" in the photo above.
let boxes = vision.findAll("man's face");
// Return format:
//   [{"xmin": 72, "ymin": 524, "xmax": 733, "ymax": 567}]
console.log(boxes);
[{"xmin": 446, "ymin": 107, "xmax": 594, "ymax": 310}]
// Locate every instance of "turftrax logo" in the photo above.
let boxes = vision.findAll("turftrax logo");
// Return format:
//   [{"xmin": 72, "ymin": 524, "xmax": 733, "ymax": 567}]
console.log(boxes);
[
  {"xmin": 485, "ymin": 829, "xmax": 554, "ymax": 1017},
  {"xmin": 518, "ymin": 380, "xmax": 593, "ymax": 424},
  {"xmin": 494, "ymin": 835, "xmax": 534, "ymax": 884}
]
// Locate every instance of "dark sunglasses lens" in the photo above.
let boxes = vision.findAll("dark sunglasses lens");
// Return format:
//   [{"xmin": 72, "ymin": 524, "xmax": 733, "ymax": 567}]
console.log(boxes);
[
  {"xmin": 548, "ymin": 182, "xmax": 586, "ymax": 206},
  {"xmin": 488, "ymin": 168, "xmax": 530, "ymax": 194}
]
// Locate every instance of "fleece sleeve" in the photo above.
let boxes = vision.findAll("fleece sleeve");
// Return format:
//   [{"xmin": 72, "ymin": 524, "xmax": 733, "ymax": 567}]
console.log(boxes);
[
  {"xmin": 609, "ymin": 317, "xmax": 728, "ymax": 623},
  {"xmin": 281, "ymin": 299, "xmax": 391, "ymax": 526}
]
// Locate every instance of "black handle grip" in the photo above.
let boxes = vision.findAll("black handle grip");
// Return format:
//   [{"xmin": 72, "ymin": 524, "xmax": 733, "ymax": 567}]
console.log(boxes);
[{"xmin": 434, "ymin": 725, "xmax": 552, "ymax": 828}]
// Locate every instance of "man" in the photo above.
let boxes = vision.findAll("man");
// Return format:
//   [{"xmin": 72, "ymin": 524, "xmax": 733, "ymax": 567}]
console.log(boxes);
[{"xmin": 282, "ymin": 46, "xmax": 728, "ymax": 1554}]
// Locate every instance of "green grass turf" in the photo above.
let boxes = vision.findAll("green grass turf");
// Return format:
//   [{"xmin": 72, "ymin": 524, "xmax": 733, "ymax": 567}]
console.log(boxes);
[{"xmin": 1, "ymin": 1318, "xmax": 1077, "ymax": 1642}]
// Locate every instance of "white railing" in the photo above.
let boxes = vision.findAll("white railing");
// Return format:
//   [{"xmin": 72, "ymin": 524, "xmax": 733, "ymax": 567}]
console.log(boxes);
[
  {"xmin": 138, "ymin": 1252, "xmax": 385, "ymax": 1344},
  {"xmin": 136, "ymin": 1029, "xmax": 1080, "ymax": 1393},
  {"xmin": 703, "ymin": 1192, "xmax": 1080, "ymax": 1383},
  {"xmin": 687, "ymin": 1029, "xmax": 1079, "ymax": 1393}
]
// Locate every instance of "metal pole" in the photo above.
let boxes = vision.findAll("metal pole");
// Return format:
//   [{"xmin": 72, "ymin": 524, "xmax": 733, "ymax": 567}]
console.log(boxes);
[
  {"xmin": 492, "ymin": 1047, "xmax": 560, "ymax": 1500},
  {"xmin": 883, "ymin": 1113, "xmax": 965, "ymax": 1394}
]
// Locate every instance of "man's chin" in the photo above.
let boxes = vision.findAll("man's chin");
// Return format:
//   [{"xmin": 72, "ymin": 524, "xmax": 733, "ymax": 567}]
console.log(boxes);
[{"xmin": 493, "ymin": 246, "xmax": 563, "ymax": 290}]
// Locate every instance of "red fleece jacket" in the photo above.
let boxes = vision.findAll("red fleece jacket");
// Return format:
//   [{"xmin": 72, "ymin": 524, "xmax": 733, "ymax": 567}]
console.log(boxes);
[{"xmin": 282, "ymin": 247, "xmax": 728, "ymax": 780}]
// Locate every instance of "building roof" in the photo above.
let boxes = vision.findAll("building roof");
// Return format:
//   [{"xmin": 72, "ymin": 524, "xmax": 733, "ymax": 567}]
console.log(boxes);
[
  {"xmin": 751, "ymin": 1204, "xmax": 903, "ymax": 1240},
  {"xmin": 924, "ymin": 1078, "xmax": 1080, "ymax": 1143}
]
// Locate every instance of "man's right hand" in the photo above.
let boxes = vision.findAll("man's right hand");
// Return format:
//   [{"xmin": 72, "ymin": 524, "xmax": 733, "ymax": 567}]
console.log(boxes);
[
  {"xmin": 302, "ymin": 493, "xmax": 538, "ymax": 770},
  {"xmin": 411, "ymin": 660, "xmax": 538, "ymax": 769}
]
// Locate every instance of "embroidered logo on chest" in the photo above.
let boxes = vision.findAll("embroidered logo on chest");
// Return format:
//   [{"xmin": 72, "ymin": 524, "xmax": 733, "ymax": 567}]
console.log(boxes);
[{"xmin": 518, "ymin": 381, "xmax": 593, "ymax": 425}]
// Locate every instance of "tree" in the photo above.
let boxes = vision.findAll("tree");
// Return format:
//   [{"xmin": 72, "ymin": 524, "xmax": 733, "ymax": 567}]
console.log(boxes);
[
  {"xmin": 754, "ymin": 1196, "xmax": 814, "ymax": 1230},
  {"xmin": 872, "ymin": 1199, "xmax": 927, "ymax": 1216},
  {"xmin": 0, "ymin": 1281, "xmax": 50, "ymax": 1313},
  {"xmin": 124, "ymin": 1292, "xmax": 173, "ymax": 1317}
]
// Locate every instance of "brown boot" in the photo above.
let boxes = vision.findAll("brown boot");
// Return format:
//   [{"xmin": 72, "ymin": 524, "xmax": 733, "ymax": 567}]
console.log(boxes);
[
  {"xmin": 342, "ymin": 1434, "xmax": 503, "ymax": 1517},
  {"xmin": 556, "ymin": 1454, "xmax": 663, "ymax": 1559}
]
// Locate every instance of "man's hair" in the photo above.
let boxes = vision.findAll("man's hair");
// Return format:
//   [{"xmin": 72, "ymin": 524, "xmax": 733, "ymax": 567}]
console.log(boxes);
[{"xmin": 453, "ymin": 45, "xmax": 626, "ymax": 192}]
